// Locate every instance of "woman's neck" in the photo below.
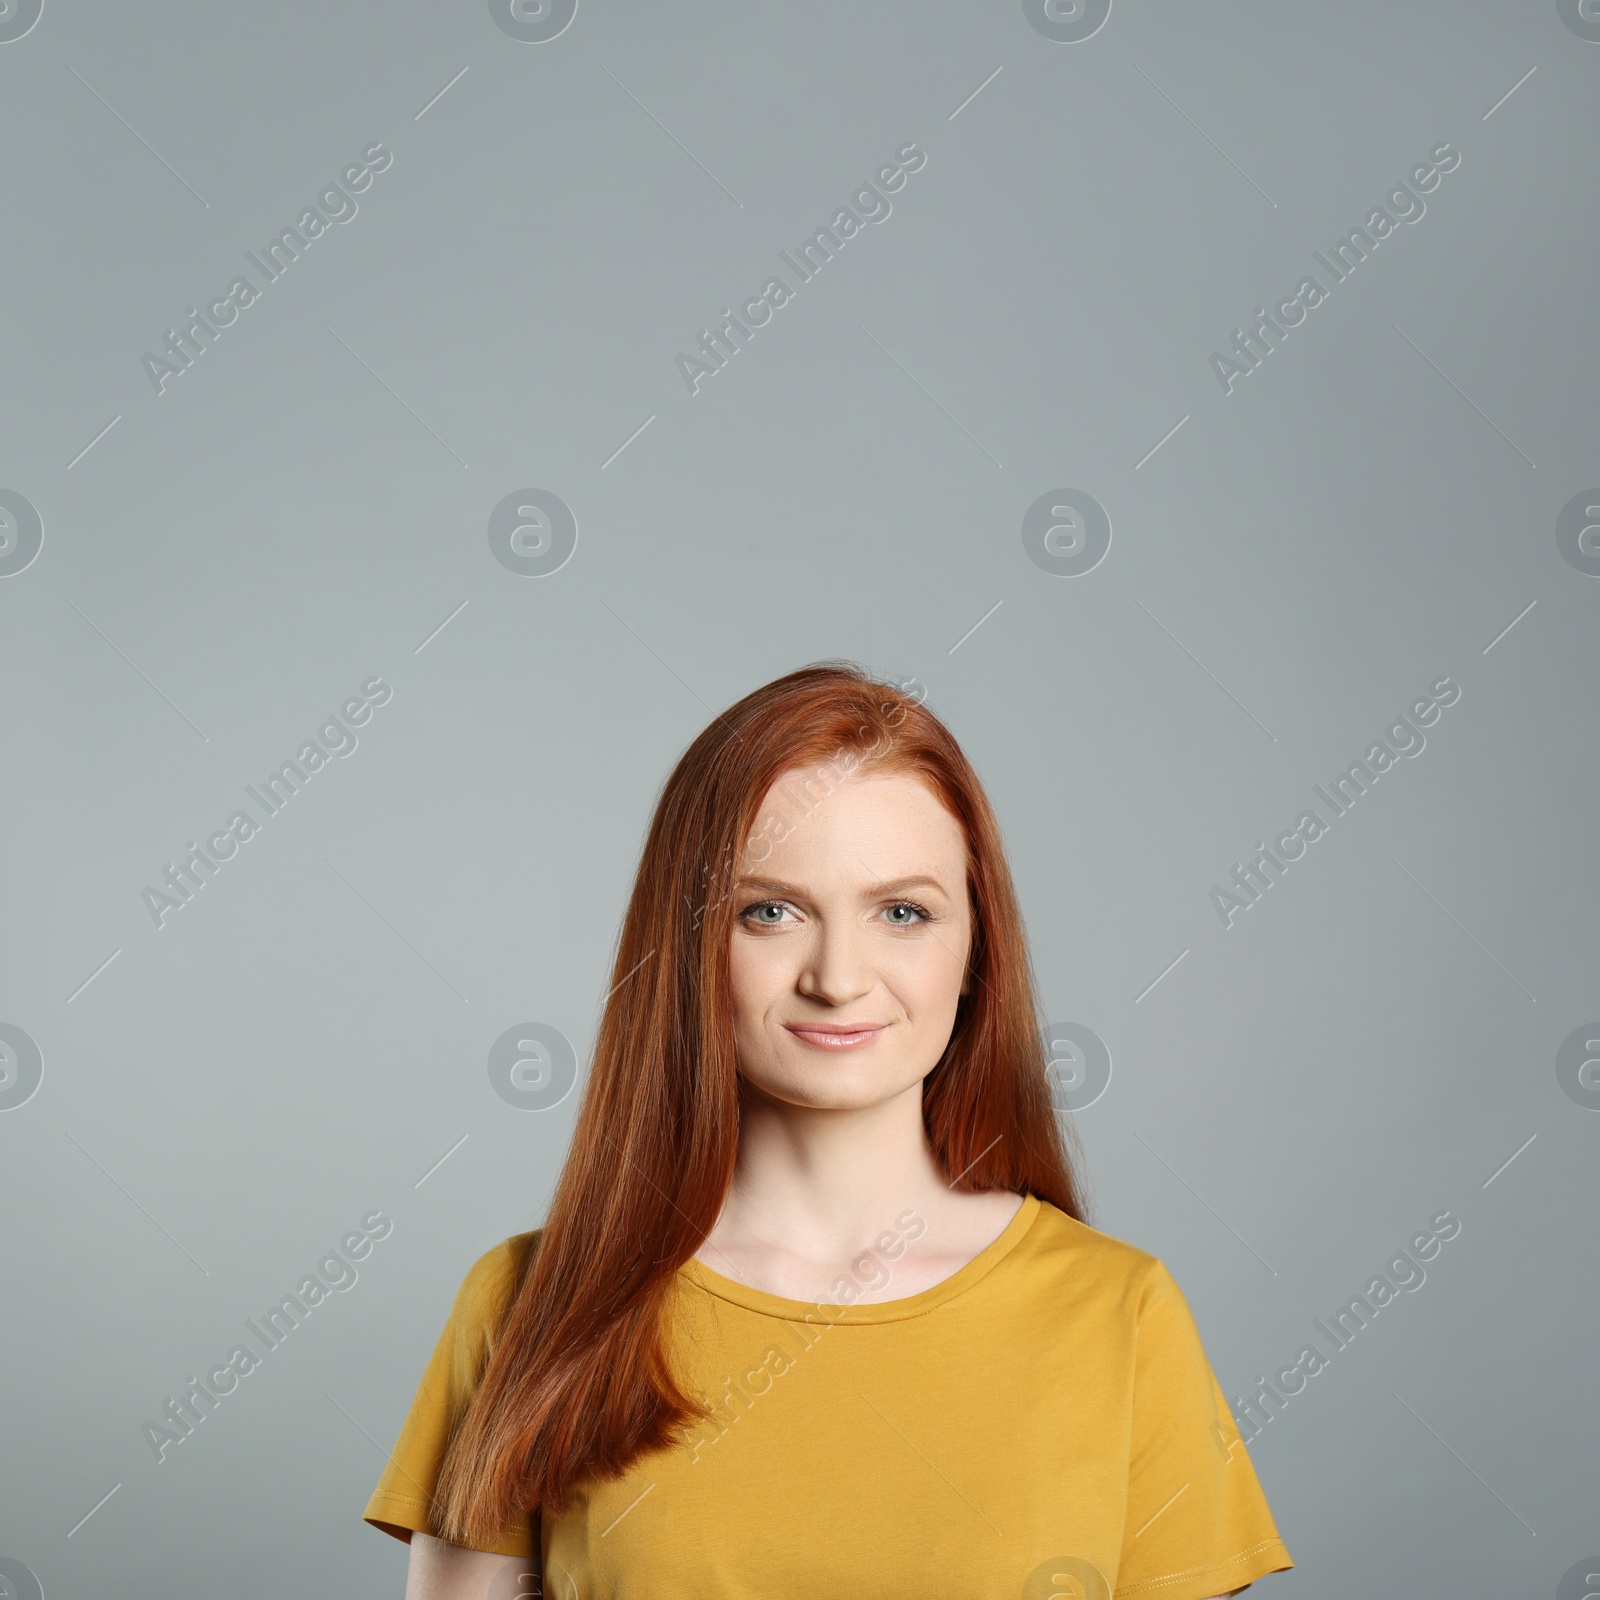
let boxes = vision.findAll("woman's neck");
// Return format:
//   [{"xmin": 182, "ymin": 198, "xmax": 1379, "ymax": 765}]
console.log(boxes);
[{"xmin": 692, "ymin": 1081, "xmax": 1024, "ymax": 1302}]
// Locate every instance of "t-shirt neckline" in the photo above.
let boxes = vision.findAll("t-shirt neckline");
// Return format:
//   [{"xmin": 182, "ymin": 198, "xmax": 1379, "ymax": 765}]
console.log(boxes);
[{"xmin": 678, "ymin": 1192, "xmax": 1042, "ymax": 1324}]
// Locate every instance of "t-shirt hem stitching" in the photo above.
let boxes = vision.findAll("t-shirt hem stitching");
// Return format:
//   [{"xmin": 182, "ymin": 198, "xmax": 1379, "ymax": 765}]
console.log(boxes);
[
  {"xmin": 1115, "ymin": 1536, "xmax": 1290, "ymax": 1596},
  {"xmin": 366, "ymin": 1492, "xmax": 434, "ymax": 1514}
]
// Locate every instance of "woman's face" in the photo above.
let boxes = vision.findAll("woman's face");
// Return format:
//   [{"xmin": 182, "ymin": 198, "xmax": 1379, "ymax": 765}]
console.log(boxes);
[{"xmin": 728, "ymin": 766, "xmax": 973, "ymax": 1112}]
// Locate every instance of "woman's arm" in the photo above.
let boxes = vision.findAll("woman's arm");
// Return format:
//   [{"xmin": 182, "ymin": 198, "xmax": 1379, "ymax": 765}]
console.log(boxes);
[{"xmin": 403, "ymin": 1531, "xmax": 541, "ymax": 1599}]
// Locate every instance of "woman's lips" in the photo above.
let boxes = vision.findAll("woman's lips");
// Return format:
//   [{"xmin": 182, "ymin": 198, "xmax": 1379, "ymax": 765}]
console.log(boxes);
[{"xmin": 783, "ymin": 1024, "xmax": 887, "ymax": 1051}]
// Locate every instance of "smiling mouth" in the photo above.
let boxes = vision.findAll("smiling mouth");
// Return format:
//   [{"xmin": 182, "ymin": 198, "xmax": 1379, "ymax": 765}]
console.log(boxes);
[{"xmin": 783, "ymin": 1023, "xmax": 888, "ymax": 1051}]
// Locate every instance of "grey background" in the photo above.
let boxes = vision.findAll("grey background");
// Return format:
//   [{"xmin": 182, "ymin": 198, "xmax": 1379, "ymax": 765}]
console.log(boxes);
[{"xmin": 2, "ymin": 1, "xmax": 1596, "ymax": 1594}]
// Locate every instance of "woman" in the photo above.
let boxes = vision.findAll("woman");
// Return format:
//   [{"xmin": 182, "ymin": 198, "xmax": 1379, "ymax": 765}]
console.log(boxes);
[{"xmin": 363, "ymin": 662, "xmax": 1293, "ymax": 1599}]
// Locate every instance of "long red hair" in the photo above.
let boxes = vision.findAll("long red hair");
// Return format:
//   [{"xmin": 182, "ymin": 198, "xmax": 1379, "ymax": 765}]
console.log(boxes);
[{"xmin": 433, "ymin": 661, "xmax": 1088, "ymax": 1543}]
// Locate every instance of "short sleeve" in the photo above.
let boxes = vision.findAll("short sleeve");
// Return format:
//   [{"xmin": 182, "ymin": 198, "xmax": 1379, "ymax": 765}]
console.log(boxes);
[
  {"xmin": 362, "ymin": 1233, "xmax": 540, "ymax": 1559},
  {"xmin": 1115, "ymin": 1261, "xmax": 1292, "ymax": 1599}
]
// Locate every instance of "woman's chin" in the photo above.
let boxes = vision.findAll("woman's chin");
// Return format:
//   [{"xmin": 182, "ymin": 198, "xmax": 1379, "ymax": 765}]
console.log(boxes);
[{"xmin": 743, "ymin": 1063, "xmax": 926, "ymax": 1114}]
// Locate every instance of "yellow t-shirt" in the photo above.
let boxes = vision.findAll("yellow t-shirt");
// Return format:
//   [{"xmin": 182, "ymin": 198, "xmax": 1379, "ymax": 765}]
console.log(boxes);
[{"xmin": 364, "ymin": 1194, "xmax": 1292, "ymax": 1598}]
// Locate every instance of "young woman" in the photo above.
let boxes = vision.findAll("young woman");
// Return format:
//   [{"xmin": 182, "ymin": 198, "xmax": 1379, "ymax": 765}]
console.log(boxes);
[{"xmin": 363, "ymin": 663, "xmax": 1293, "ymax": 1599}]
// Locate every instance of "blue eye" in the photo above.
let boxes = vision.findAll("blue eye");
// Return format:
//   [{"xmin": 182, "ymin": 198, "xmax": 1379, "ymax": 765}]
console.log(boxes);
[
  {"xmin": 883, "ymin": 900, "xmax": 933, "ymax": 926},
  {"xmin": 740, "ymin": 901, "xmax": 795, "ymax": 926}
]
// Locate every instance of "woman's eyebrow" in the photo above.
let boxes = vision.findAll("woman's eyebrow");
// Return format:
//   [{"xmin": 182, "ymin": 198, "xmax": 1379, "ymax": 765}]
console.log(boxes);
[{"xmin": 733, "ymin": 874, "xmax": 951, "ymax": 899}]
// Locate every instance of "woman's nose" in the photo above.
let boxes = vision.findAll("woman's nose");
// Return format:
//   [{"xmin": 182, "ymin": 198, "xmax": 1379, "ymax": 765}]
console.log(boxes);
[{"xmin": 796, "ymin": 923, "xmax": 873, "ymax": 1005}]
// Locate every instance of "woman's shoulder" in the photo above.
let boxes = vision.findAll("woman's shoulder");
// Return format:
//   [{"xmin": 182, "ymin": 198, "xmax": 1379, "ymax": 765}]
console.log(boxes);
[
  {"xmin": 450, "ymin": 1227, "xmax": 544, "ymax": 1326},
  {"xmin": 1020, "ymin": 1197, "xmax": 1178, "ymax": 1305}
]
